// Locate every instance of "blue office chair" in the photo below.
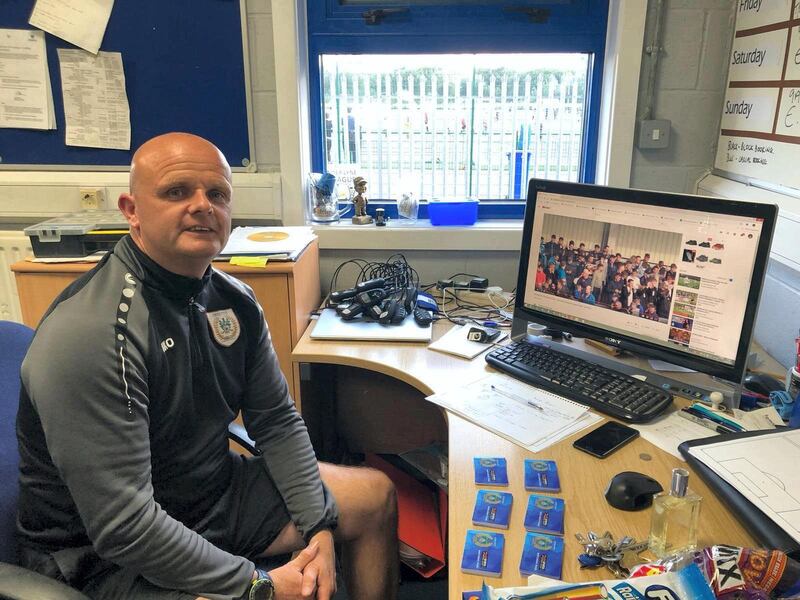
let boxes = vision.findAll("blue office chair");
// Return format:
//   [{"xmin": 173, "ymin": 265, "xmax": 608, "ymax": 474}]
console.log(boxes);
[{"xmin": 0, "ymin": 320, "xmax": 91, "ymax": 599}]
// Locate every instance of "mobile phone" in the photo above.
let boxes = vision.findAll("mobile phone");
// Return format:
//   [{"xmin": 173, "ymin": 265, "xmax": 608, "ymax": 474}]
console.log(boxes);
[{"xmin": 572, "ymin": 421, "xmax": 639, "ymax": 459}]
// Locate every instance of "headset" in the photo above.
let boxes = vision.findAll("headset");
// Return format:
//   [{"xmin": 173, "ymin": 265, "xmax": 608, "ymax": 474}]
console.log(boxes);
[{"xmin": 327, "ymin": 256, "xmax": 433, "ymax": 327}]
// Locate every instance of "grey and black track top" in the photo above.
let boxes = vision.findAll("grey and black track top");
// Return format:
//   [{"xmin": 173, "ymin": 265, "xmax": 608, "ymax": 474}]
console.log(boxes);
[{"xmin": 16, "ymin": 235, "xmax": 337, "ymax": 599}]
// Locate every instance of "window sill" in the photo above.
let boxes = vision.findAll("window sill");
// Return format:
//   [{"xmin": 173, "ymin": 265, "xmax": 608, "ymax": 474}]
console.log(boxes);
[{"xmin": 311, "ymin": 219, "xmax": 523, "ymax": 251}]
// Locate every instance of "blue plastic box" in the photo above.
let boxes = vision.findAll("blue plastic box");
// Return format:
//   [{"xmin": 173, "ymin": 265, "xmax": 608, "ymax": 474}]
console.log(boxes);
[{"xmin": 428, "ymin": 199, "xmax": 479, "ymax": 226}]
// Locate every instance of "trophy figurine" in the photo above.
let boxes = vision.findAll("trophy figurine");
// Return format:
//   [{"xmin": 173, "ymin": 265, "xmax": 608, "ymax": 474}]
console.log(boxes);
[{"xmin": 351, "ymin": 176, "xmax": 374, "ymax": 225}]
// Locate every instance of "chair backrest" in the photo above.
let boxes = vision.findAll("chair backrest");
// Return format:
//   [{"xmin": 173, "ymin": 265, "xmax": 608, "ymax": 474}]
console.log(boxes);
[{"xmin": 0, "ymin": 321, "xmax": 34, "ymax": 564}]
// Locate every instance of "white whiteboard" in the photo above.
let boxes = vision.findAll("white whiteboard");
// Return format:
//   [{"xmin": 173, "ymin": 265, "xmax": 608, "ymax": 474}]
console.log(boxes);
[{"xmin": 714, "ymin": 0, "xmax": 800, "ymax": 190}]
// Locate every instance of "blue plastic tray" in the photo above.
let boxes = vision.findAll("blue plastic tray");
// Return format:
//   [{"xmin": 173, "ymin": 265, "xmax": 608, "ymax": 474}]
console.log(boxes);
[{"xmin": 428, "ymin": 200, "xmax": 479, "ymax": 226}]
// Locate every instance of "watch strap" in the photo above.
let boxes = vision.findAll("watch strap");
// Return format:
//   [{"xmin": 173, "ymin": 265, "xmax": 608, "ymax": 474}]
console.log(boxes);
[{"xmin": 248, "ymin": 568, "xmax": 274, "ymax": 600}]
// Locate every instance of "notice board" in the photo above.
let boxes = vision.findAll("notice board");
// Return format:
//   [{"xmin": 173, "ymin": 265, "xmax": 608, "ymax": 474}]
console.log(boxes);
[
  {"xmin": 715, "ymin": 1, "xmax": 800, "ymax": 190},
  {"xmin": 0, "ymin": 0, "xmax": 253, "ymax": 169}
]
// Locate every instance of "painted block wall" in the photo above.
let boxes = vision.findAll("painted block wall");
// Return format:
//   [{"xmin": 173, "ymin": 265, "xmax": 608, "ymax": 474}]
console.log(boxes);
[
  {"xmin": 630, "ymin": 0, "xmax": 736, "ymax": 194},
  {"xmin": 248, "ymin": 0, "xmax": 281, "ymax": 172}
]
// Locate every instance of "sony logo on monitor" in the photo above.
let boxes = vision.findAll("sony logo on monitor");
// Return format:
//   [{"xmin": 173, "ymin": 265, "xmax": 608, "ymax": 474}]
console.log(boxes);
[{"xmin": 604, "ymin": 337, "xmax": 622, "ymax": 346}]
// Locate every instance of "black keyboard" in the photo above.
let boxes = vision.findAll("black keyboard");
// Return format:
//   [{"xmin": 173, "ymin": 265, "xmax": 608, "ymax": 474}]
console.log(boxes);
[{"xmin": 486, "ymin": 340, "xmax": 673, "ymax": 423}]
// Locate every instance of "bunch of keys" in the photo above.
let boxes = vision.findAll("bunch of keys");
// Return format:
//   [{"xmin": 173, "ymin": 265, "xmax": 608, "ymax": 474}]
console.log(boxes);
[{"xmin": 575, "ymin": 531, "xmax": 649, "ymax": 578}]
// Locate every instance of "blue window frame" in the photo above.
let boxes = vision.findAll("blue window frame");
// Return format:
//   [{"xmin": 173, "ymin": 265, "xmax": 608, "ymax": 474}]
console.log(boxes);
[{"xmin": 307, "ymin": 0, "xmax": 609, "ymax": 219}]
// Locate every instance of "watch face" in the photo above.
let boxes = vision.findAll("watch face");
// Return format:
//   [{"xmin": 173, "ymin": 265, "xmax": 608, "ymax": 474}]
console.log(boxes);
[{"xmin": 251, "ymin": 577, "xmax": 274, "ymax": 600}]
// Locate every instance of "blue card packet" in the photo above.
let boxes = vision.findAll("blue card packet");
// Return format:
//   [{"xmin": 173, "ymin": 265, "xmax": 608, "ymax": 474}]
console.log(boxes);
[
  {"xmin": 461, "ymin": 529, "xmax": 505, "ymax": 577},
  {"xmin": 524, "ymin": 459, "xmax": 560, "ymax": 492},
  {"xmin": 519, "ymin": 531, "xmax": 564, "ymax": 579},
  {"xmin": 473, "ymin": 457, "xmax": 509, "ymax": 486},
  {"xmin": 471, "ymin": 490, "xmax": 513, "ymax": 529},
  {"xmin": 462, "ymin": 592, "xmax": 481, "ymax": 600},
  {"xmin": 523, "ymin": 494, "xmax": 565, "ymax": 535}
]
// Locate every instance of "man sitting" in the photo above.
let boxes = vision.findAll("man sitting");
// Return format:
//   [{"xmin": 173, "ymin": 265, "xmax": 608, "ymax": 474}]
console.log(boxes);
[{"xmin": 16, "ymin": 132, "xmax": 398, "ymax": 600}]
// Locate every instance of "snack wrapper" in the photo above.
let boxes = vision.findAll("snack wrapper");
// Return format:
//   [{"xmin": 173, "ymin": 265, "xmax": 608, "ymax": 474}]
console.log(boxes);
[
  {"xmin": 691, "ymin": 545, "xmax": 800, "ymax": 599},
  {"xmin": 481, "ymin": 562, "xmax": 715, "ymax": 599}
]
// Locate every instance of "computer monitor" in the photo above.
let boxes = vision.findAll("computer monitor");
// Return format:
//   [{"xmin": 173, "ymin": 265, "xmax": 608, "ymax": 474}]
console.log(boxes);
[{"xmin": 515, "ymin": 179, "xmax": 778, "ymax": 384}]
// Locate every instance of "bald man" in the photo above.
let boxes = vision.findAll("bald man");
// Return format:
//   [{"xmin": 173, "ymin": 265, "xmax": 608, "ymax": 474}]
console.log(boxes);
[{"xmin": 16, "ymin": 133, "xmax": 398, "ymax": 600}]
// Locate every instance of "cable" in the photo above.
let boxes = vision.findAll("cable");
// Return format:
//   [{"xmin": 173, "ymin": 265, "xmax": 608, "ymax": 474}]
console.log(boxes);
[
  {"xmin": 328, "ymin": 255, "xmax": 421, "ymax": 324},
  {"xmin": 436, "ymin": 287, "xmax": 515, "ymax": 328},
  {"xmin": 329, "ymin": 260, "xmax": 515, "ymax": 328},
  {"xmin": 328, "ymin": 255, "xmax": 419, "ymax": 298}
]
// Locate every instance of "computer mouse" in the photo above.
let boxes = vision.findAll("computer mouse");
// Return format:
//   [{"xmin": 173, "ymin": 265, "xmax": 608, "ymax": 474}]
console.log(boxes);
[
  {"xmin": 604, "ymin": 471, "xmax": 663, "ymax": 511},
  {"xmin": 743, "ymin": 373, "xmax": 785, "ymax": 396}
]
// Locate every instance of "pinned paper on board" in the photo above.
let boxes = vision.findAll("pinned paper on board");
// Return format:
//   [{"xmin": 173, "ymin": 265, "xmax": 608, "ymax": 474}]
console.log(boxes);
[
  {"xmin": 29, "ymin": 0, "xmax": 115, "ymax": 55},
  {"xmin": 0, "ymin": 29, "xmax": 56, "ymax": 130},
  {"xmin": 58, "ymin": 49, "xmax": 130, "ymax": 149}
]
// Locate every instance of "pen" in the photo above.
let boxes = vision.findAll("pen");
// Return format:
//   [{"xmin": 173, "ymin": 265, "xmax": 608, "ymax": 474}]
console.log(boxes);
[
  {"xmin": 690, "ymin": 403, "xmax": 745, "ymax": 432},
  {"xmin": 677, "ymin": 409, "xmax": 736, "ymax": 434},
  {"xmin": 684, "ymin": 406, "xmax": 740, "ymax": 433},
  {"xmin": 490, "ymin": 384, "xmax": 544, "ymax": 411}
]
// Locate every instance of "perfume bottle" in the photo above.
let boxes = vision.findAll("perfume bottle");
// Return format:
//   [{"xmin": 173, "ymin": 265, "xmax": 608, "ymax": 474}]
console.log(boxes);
[{"xmin": 648, "ymin": 468, "xmax": 702, "ymax": 559}]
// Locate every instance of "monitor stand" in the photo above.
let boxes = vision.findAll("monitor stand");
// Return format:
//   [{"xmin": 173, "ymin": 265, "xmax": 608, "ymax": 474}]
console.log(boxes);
[{"xmin": 510, "ymin": 319, "xmax": 736, "ymax": 407}]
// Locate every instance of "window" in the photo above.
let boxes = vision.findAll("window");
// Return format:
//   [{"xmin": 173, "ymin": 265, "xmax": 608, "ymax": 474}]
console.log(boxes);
[{"xmin": 307, "ymin": 1, "xmax": 609, "ymax": 218}]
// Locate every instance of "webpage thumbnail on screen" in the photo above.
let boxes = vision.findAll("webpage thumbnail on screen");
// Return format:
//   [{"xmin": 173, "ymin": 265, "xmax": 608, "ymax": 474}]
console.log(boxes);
[{"xmin": 523, "ymin": 191, "xmax": 764, "ymax": 366}]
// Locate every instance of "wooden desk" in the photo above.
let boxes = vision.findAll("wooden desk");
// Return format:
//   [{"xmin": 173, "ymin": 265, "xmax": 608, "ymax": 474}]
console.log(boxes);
[
  {"xmin": 10, "ymin": 240, "xmax": 321, "ymax": 407},
  {"xmin": 292, "ymin": 321, "xmax": 770, "ymax": 598}
]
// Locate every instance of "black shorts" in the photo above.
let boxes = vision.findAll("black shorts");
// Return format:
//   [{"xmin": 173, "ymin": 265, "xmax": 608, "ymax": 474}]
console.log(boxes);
[{"xmin": 65, "ymin": 453, "xmax": 290, "ymax": 599}]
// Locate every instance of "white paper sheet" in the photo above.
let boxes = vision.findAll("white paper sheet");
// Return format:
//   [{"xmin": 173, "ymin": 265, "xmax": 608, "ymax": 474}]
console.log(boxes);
[
  {"xmin": 44, "ymin": 51, "xmax": 56, "ymax": 128},
  {"xmin": 426, "ymin": 373, "xmax": 590, "ymax": 450},
  {"xmin": 57, "ymin": 48, "xmax": 130, "ymax": 150},
  {"xmin": 428, "ymin": 324, "xmax": 508, "ymax": 360},
  {"xmin": 631, "ymin": 411, "xmax": 715, "ymax": 460},
  {"xmin": 0, "ymin": 29, "xmax": 54, "ymax": 130},
  {"xmin": 731, "ymin": 406, "xmax": 783, "ymax": 431},
  {"xmin": 526, "ymin": 411, "xmax": 601, "ymax": 453},
  {"xmin": 221, "ymin": 227, "xmax": 316, "ymax": 258},
  {"xmin": 29, "ymin": 0, "xmax": 114, "ymax": 54},
  {"xmin": 29, "ymin": 251, "xmax": 106, "ymax": 263},
  {"xmin": 688, "ymin": 429, "xmax": 800, "ymax": 544}
]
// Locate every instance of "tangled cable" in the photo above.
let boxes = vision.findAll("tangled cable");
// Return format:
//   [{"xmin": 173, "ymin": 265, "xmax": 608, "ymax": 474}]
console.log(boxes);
[
  {"xmin": 327, "ymin": 255, "xmax": 427, "ymax": 325},
  {"xmin": 329, "ymin": 255, "xmax": 419, "ymax": 295}
]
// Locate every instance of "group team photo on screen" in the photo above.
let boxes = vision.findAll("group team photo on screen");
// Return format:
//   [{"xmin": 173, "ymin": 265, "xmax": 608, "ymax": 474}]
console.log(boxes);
[{"xmin": 534, "ymin": 214, "xmax": 682, "ymax": 325}]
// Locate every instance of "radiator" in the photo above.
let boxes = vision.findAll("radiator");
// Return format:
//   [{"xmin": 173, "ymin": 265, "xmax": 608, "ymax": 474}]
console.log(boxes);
[{"xmin": 0, "ymin": 232, "xmax": 32, "ymax": 323}]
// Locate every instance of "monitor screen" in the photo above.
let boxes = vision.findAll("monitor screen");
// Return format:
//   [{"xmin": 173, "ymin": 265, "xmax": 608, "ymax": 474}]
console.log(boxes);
[{"xmin": 516, "ymin": 180, "xmax": 778, "ymax": 383}]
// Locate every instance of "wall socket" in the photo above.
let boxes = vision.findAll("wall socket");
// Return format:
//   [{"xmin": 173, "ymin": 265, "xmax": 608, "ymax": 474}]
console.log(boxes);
[{"xmin": 79, "ymin": 187, "xmax": 106, "ymax": 210}]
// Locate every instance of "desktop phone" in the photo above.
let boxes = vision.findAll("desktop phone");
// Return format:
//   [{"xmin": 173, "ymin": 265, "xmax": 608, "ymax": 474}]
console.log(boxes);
[{"xmin": 573, "ymin": 421, "xmax": 639, "ymax": 458}]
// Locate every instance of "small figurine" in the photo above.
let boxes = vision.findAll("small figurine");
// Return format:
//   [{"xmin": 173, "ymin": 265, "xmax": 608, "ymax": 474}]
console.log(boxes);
[{"xmin": 351, "ymin": 176, "xmax": 373, "ymax": 225}]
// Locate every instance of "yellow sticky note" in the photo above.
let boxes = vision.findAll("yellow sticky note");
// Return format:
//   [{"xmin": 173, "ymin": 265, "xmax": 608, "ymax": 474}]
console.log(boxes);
[{"xmin": 229, "ymin": 256, "xmax": 269, "ymax": 267}]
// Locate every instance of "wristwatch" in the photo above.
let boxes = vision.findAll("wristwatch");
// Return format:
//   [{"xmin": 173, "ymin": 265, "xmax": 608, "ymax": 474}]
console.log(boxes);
[{"xmin": 247, "ymin": 568, "xmax": 274, "ymax": 600}]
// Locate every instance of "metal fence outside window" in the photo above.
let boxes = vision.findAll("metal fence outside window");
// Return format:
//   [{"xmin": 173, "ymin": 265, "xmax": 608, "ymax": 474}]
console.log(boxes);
[{"xmin": 323, "ymin": 61, "xmax": 587, "ymax": 201}]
